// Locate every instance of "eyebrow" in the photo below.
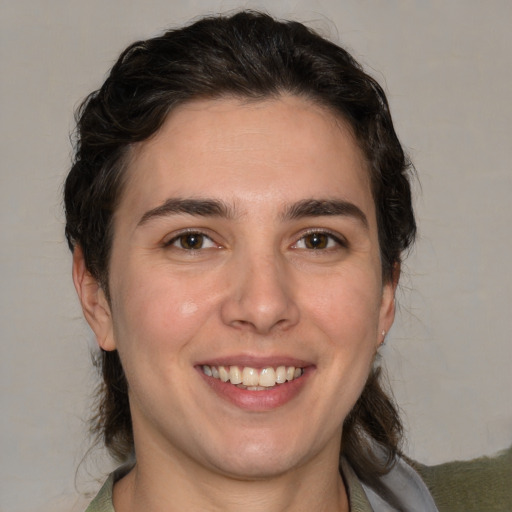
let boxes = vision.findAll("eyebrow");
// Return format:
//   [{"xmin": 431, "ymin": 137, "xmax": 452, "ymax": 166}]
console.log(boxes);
[
  {"xmin": 281, "ymin": 199, "xmax": 369, "ymax": 229},
  {"xmin": 138, "ymin": 197, "xmax": 368, "ymax": 229},
  {"xmin": 138, "ymin": 198, "xmax": 236, "ymax": 226}
]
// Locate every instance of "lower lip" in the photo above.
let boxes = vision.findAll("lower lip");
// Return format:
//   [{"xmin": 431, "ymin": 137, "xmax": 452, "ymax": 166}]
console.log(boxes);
[{"xmin": 197, "ymin": 368, "xmax": 312, "ymax": 411}]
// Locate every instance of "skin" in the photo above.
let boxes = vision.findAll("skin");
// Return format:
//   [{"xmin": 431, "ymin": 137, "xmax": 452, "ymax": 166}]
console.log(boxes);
[{"xmin": 74, "ymin": 95, "xmax": 396, "ymax": 512}]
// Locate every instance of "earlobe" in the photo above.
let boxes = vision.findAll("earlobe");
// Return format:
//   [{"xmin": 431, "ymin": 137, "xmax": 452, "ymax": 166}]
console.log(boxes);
[{"xmin": 72, "ymin": 245, "xmax": 116, "ymax": 351}]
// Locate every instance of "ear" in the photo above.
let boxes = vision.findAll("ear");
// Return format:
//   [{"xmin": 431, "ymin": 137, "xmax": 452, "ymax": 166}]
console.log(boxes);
[
  {"xmin": 377, "ymin": 263, "xmax": 400, "ymax": 345},
  {"xmin": 72, "ymin": 245, "xmax": 116, "ymax": 351}
]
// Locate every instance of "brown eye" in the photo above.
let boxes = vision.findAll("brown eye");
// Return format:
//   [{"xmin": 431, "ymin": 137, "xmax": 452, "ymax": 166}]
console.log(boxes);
[
  {"xmin": 179, "ymin": 233, "xmax": 204, "ymax": 249},
  {"xmin": 294, "ymin": 231, "xmax": 344, "ymax": 251},
  {"xmin": 168, "ymin": 232, "xmax": 216, "ymax": 250},
  {"xmin": 303, "ymin": 232, "xmax": 329, "ymax": 249}
]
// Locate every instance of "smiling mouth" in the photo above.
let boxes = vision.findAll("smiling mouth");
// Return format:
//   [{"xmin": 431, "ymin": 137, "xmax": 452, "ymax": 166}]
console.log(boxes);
[{"xmin": 201, "ymin": 365, "xmax": 304, "ymax": 390}]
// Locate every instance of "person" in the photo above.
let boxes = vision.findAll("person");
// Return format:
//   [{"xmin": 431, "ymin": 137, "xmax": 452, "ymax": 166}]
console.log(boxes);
[{"xmin": 65, "ymin": 10, "xmax": 511, "ymax": 512}]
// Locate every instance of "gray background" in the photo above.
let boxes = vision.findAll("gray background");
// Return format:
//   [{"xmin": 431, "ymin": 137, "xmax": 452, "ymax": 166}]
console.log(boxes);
[{"xmin": 1, "ymin": 1, "xmax": 511, "ymax": 511}]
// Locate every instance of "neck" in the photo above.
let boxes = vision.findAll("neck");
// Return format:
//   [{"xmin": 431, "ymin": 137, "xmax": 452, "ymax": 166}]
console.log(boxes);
[{"xmin": 113, "ymin": 438, "xmax": 348, "ymax": 512}]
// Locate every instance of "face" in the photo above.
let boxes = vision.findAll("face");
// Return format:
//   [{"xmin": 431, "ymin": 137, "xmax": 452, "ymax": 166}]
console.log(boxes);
[{"xmin": 77, "ymin": 95, "xmax": 396, "ymax": 479}]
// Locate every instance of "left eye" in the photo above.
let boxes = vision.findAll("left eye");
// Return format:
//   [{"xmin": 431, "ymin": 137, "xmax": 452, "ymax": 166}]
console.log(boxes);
[
  {"xmin": 294, "ymin": 232, "xmax": 342, "ymax": 250},
  {"xmin": 167, "ymin": 232, "xmax": 217, "ymax": 250}
]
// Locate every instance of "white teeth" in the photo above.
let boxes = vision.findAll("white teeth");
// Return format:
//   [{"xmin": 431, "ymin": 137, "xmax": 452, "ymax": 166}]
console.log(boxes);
[
  {"xmin": 276, "ymin": 366, "xmax": 287, "ymax": 384},
  {"xmin": 219, "ymin": 365, "xmax": 229, "ymax": 382},
  {"xmin": 229, "ymin": 366, "xmax": 242, "ymax": 385},
  {"xmin": 242, "ymin": 367, "xmax": 259, "ymax": 386},
  {"xmin": 259, "ymin": 367, "xmax": 277, "ymax": 387},
  {"xmin": 202, "ymin": 364, "xmax": 304, "ymax": 388}
]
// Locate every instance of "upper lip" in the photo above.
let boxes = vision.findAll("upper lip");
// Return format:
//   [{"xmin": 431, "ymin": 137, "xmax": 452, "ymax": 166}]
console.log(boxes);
[{"xmin": 196, "ymin": 354, "xmax": 314, "ymax": 369}]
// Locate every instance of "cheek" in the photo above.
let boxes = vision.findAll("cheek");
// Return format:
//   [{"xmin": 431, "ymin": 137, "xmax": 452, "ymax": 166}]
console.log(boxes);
[
  {"xmin": 110, "ymin": 265, "xmax": 220, "ymax": 359},
  {"xmin": 178, "ymin": 300, "xmax": 199, "ymax": 316},
  {"xmin": 306, "ymin": 268, "xmax": 382, "ymax": 340},
  {"xmin": 297, "ymin": 271, "xmax": 383, "ymax": 437},
  {"xmin": 306, "ymin": 268, "xmax": 382, "ymax": 395},
  {"xmin": 108, "ymin": 269, "xmax": 223, "ymax": 416}
]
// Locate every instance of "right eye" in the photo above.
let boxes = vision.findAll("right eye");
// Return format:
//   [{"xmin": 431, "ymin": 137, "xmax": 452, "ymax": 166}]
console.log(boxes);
[{"xmin": 166, "ymin": 232, "xmax": 217, "ymax": 250}]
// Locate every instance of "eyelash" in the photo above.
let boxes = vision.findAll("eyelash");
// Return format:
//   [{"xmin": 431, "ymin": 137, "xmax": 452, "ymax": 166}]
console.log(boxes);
[
  {"xmin": 293, "ymin": 230, "xmax": 347, "ymax": 251},
  {"xmin": 163, "ymin": 230, "xmax": 217, "ymax": 251},
  {"xmin": 163, "ymin": 229, "xmax": 347, "ymax": 252}
]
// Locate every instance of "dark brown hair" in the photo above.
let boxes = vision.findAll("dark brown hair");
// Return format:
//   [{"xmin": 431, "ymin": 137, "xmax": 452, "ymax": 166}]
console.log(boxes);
[{"xmin": 65, "ymin": 10, "xmax": 416, "ymax": 483}]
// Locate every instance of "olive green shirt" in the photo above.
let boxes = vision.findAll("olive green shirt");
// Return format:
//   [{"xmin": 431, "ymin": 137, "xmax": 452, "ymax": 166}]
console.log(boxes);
[{"xmin": 85, "ymin": 447, "xmax": 512, "ymax": 512}]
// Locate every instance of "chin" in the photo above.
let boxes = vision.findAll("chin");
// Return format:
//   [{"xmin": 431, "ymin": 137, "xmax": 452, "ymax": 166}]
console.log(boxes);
[
  {"xmin": 203, "ymin": 432, "xmax": 310, "ymax": 480},
  {"xmin": 212, "ymin": 452, "xmax": 300, "ymax": 481}
]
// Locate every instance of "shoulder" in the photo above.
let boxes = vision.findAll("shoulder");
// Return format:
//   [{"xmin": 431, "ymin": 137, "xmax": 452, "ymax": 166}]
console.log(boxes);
[
  {"xmin": 84, "ymin": 473, "xmax": 115, "ymax": 512},
  {"xmin": 84, "ymin": 450, "xmax": 511, "ymax": 512},
  {"xmin": 84, "ymin": 464, "xmax": 132, "ymax": 512},
  {"xmin": 412, "ymin": 445, "xmax": 512, "ymax": 512}
]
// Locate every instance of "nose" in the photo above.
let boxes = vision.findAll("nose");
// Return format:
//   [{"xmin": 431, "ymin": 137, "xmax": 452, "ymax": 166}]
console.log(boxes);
[{"xmin": 220, "ymin": 251, "xmax": 300, "ymax": 335}]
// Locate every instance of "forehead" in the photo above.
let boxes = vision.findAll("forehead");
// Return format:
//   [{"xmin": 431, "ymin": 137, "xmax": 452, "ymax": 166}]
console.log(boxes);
[{"xmin": 119, "ymin": 95, "xmax": 374, "ymax": 222}]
